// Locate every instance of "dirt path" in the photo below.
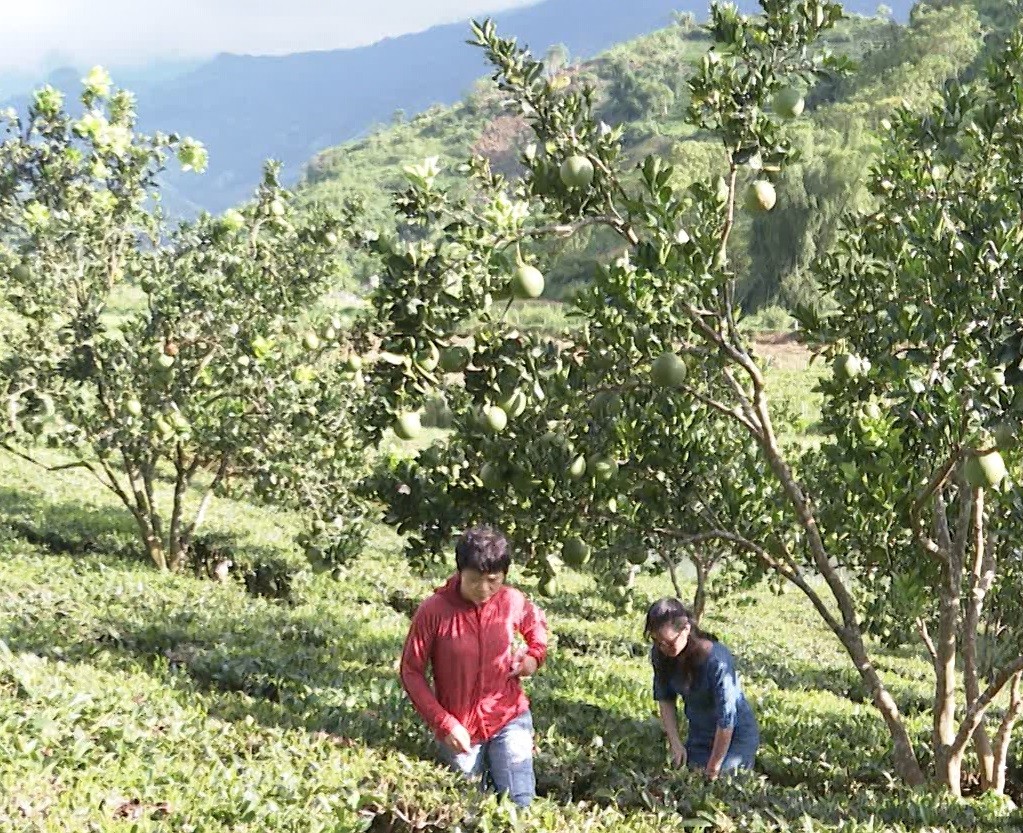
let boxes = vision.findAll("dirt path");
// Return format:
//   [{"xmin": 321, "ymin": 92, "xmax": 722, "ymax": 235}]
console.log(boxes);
[{"xmin": 752, "ymin": 331, "xmax": 812, "ymax": 371}]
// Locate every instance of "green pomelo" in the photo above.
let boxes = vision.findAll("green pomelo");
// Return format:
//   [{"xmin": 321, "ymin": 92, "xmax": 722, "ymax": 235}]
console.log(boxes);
[
  {"xmin": 511, "ymin": 265, "xmax": 545, "ymax": 300},
  {"xmin": 561, "ymin": 536, "xmax": 591, "ymax": 567},
  {"xmin": 772, "ymin": 86, "xmax": 805, "ymax": 119},
  {"xmin": 567, "ymin": 455, "xmax": 587, "ymax": 480},
  {"xmin": 483, "ymin": 405, "xmax": 508, "ymax": 434},
  {"xmin": 439, "ymin": 345, "xmax": 471, "ymax": 373},
  {"xmin": 744, "ymin": 180, "xmax": 777, "ymax": 213},
  {"xmin": 834, "ymin": 354, "xmax": 863, "ymax": 382},
  {"xmin": 394, "ymin": 411, "xmax": 423, "ymax": 441},
  {"xmin": 651, "ymin": 352, "xmax": 688, "ymax": 387},
  {"xmin": 559, "ymin": 155, "xmax": 595, "ymax": 190},
  {"xmin": 964, "ymin": 450, "xmax": 1007, "ymax": 489}
]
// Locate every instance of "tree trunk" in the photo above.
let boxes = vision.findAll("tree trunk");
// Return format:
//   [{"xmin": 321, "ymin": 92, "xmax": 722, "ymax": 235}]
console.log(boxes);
[
  {"xmin": 692, "ymin": 559, "xmax": 708, "ymax": 624},
  {"xmin": 948, "ymin": 655, "xmax": 1023, "ymax": 782},
  {"xmin": 962, "ymin": 487, "xmax": 996, "ymax": 790},
  {"xmin": 992, "ymin": 671, "xmax": 1023, "ymax": 795},
  {"xmin": 660, "ymin": 550, "xmax": 686, "ymax": 603},
  {"xmin": 930, "ymin": 488, "xmax": 965, "ymax": 795},
  {"xmin": 132, "ymin": 512, "xmax": 166, "ymax": 571},
  {"xmin": 176, "ymin": 454, "xmax": 230, "ymax": 572},
  {"xmin": 932, "ymin": 555, "xmax": 960, "ymax": 792},
  {"xmin": 167, "ymin": 446, "xmax": 189, "ymax": 572},
  {"xmin": 756, "ymin": 420, "xmax": 926, "ymax": 786},
  {"xmin": 142, "ymin": 464, "xmax": 167, "ymax": 568}
]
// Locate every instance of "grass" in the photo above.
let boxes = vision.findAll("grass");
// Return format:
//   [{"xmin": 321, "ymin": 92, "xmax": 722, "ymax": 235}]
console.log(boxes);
[{"xmin": 1, "ymin": 400, "xmax": 1022, "ymax": 831}]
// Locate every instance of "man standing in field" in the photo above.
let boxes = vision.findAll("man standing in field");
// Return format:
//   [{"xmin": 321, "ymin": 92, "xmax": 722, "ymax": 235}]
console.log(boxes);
[{"xmin": 400, "ymin": 526, "xmax": 548, "ymax": 808}]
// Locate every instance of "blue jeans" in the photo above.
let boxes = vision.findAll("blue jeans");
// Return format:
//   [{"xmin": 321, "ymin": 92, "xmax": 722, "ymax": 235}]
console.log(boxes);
[
  {"xmin": 438, "ymin": 710, "xmax": 536, "ymax": 807},
  {"xmin": 687, "ymin": 734, "xmax": 758, "ymax": 774}
]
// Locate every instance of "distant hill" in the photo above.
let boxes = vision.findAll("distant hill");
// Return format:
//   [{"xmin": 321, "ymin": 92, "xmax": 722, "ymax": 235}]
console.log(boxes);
[
  {"xmin": 293, "ymin": 0, "xmax": 994, "ymax": 307},
  {"xmin": 146, "ymin": 0, "xmax": 742, "ymax": 213},
  {"xmin": 2, "ymin": 0, "xmax": 914, "ymax": 216}
]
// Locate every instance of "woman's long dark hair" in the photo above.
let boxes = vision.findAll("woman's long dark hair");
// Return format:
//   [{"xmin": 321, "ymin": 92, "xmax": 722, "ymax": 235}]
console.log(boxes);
[{"xmin": 645, "ymin": 598, "xmax": 717, "ymax": 691}]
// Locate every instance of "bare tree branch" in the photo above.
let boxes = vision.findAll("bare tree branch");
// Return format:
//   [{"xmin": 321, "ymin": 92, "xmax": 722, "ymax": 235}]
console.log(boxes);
[
  {"xmin": 1, "ymin": 443, "xmax": 101, "ymax": 475},
  {"xmin": 951, "ymin": 655, "xmax": 1023, "ymax": 758},
  {"xmin": 917, "ymin": 617, "xmax": 938, "ymax": 664},
  {"xmin": 909, "ymin": 451, "xmax": 961, "ymax": 563},
  {"xmin": 502, "ymin": 214, "xmax": 636, "ymax": 247},
  {"xmin": 657, "ymin": 549, "xmax": 686, "ymax": 600},
  {"xmin": 181, "ymin": 454, "xmax": 232, "ymax": 553},
  {"xmin": 993, "ymin": 671, "xmax": 1023, "ymax": 794},
  {"xmin": 651, "ymin": 525, "xmax": 842, "ymax": 635},
  {"xmin": 680, "ymin": 382, "xmax": 760, "ymax": 436}
]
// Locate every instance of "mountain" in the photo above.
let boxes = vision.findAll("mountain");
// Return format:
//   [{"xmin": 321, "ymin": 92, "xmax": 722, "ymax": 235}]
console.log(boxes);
[
  {"xmin": 2, "ymin": 0, "xmax": 915, "ymax": 215},
  {"xmin": 147, "ymin": 0, "xmax": 730, "ymax": 213},
  {"xmin": 293, "ymin": 0, "xmax": 989, "ymax": 305},
  {"xmin": 30, "ymin": 0, "xmax": 916, "ymax": 215}
]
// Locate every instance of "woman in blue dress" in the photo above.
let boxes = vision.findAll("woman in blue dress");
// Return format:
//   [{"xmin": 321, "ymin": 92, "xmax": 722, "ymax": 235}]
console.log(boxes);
[{"xmin": 645, "ymin": 598, "xmax": 759, "ymax": 778}]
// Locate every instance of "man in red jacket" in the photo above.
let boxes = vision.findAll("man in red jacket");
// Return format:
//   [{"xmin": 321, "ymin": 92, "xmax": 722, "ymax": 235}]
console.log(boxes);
[{"xmin": 400, "ymin": 526, "xmax": 548, "ymax": 807}]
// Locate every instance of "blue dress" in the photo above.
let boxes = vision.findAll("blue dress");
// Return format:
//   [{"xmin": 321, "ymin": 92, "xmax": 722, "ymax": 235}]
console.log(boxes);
[{"xmin": 652, "ymin": 641, "xmax": 759, "ymax": 771}]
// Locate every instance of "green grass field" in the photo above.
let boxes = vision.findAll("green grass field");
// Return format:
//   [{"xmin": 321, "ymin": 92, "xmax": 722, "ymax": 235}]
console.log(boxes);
[{"xmin": 1, "ymin": 361, "xmax": 1020, "ymax": 832}]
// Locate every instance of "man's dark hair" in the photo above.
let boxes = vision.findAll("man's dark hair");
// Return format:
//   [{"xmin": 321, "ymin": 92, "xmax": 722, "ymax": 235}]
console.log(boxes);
[{"xmin": 455, "ymin": 526, "xmax": 511, "ymax": 574}]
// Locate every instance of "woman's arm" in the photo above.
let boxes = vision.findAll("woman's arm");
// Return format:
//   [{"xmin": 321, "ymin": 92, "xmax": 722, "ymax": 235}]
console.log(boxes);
[
  {"xmin": 657, "ymin": 699, "xmax": 687, "ymax": 768},
  {"xmin": 705, "ymin": 726, "xmax": 734, "ymax": 779},
  {"xmin": 516, "ymin": 595, "xmax": 549, "ymax": 673},
  {"xmin": 707, "ymin": 652, "xmax": 740, "ymax": 777}
]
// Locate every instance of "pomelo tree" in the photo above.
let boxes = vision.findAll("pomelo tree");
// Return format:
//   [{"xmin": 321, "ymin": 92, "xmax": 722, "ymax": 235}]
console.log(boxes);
[
  {"xmin": 799, "ymin": 38, "xmax": 1023, "ymax": 794},
  {"xmin": 362, "ymin": 125, "xmax": 781, "ymax": 616},
  {"xmin": 360, "ymin": 1, "xmax": 1023, "ymax": 795},
  {"xmin": 362, "ymin": 5, "xmax": 839, "ymax": 620},
  {"xmin": 0, "ymin": 75, "xmax": 369, "ymax": 571}
]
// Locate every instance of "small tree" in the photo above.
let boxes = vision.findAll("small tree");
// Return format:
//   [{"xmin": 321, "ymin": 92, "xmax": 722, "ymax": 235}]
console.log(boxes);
[
  {"xmin": 604, "ymin": 57, "xmax": 676, "ymax": 122},
  {"xmin": 801, "ymin": 40, "xmax": 1023, "ymax": 793},
  {"xmin": 0, "ymin": 74, "xmax": 369, "ymax": 571}
]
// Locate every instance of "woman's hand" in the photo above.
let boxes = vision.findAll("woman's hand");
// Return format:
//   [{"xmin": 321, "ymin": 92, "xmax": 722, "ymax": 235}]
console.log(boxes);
[{"xmin": 658, "ymin": 700, "xmax": 687, "ymax": 770}]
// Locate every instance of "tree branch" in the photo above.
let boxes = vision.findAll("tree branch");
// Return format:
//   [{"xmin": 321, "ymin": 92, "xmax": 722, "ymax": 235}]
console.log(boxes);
[
  {"xmin": 657, "ymin": 549, "xmax": 686, "ymax": 600},
  {"xmin": 950, "ymin": 655, "xmax": 1023, "ymax": 758},
  {"xmin": 909, "ymin": 449, "xmax": 961, "ymax": 560},
  {"xmin": 993, "ymin": 671, "xmax": 1023, "ymax": 793},
  {"xmin": 0, "ymin": 443, "xmax": 101, "ymax": 474},
  {"xmin": 181, "ymin": 454, "xmax": 231, "ymax": 552},
  {"xmin": 502, "ymin": 214, "xmax": 637, "ymax": 248},
  {"xmin": 963, "ymin": 485, "xmax": 997, "ymax": 785},
  {"xmin": 651, "ymin": 525, "xmax": 842, "ymax": 635},
  {"xmin": 95, "ymin": 455, "xmax": 140, "ymax": 519},
  {"xmin": 680, "ymin": 382, "xmax": 760, "ymax": 437},
  {"xmin": 917, "ymin": 617, "xmax": 938, "ymax": 664}
]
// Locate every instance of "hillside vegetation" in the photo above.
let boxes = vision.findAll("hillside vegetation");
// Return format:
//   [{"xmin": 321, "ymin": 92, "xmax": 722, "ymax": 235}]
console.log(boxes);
[
  {"xmin": 297, "ymin": 0, "xmax": 993, "ymax": 310},
  {"xmin": 4, "ymin": 1, "xmax": 1023, "ymax": 828},
  {"xmin": 2, "ymin": 426, "xmax": 1019, "ymax": 831}
]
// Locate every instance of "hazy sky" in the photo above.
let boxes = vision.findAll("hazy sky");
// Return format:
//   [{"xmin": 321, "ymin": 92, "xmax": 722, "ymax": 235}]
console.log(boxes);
[{"xmin": 1, "ymin": 0, "xmax": 540, "ymax": 72}]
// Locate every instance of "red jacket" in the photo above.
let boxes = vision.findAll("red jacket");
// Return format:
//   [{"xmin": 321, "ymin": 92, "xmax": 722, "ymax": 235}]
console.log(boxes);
[{"xmin": 400, "ymin": 574, "xmax": 548, "ymax": 743}]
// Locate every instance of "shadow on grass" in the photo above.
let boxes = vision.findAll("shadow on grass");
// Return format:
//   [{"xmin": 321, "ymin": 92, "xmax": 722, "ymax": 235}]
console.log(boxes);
[
  {"xmin": 0, "ymin": 483, "xmax": 142, "ymax": 562},
  {"xmin": 0, "ymin": 484, "xmax": 307, "ymax": 601}
]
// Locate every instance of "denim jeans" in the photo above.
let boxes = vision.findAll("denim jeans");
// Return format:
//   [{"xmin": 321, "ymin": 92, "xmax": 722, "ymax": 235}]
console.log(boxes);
[
  {"xmin": 438, "ymin": 710, "xmax": 536, "ymax": 807},
  {"xmin": 686, "ymin": 735, "xmax": 758, "ymax": 774}
]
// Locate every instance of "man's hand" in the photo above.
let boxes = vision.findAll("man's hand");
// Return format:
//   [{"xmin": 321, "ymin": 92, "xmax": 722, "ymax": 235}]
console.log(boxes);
[
  {"xmin": 509, "ymin": 648, "xmax": 538, "ymax": 678},
  {"xmin": 670, "ymin": 744, "xmax": 687, "ymax": 769},
  {"xmin": 704, "ymin": 763, "xmax": 721, "ymax": 781},
  {"xmin": 443, "ymin": 723, "xmax": 472, "ymax": 754}
]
